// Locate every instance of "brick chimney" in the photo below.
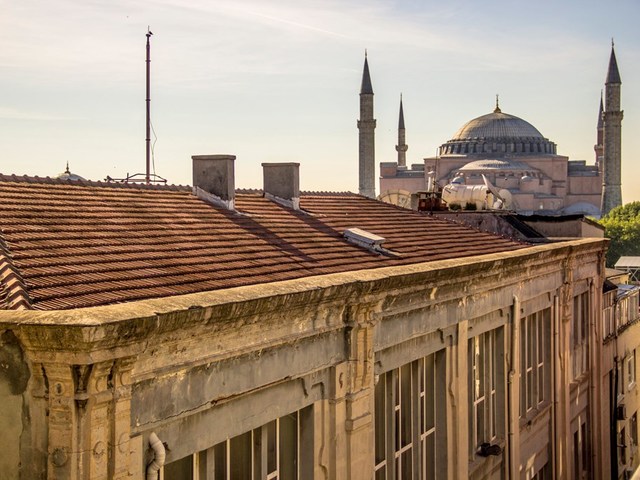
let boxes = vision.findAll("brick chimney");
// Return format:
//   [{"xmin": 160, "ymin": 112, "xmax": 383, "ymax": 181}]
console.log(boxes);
[
  {"xmin": 262, "ymin": 163, "xmax": 300, "ymax": 210},
  {"xmin": 192, "ymin": 155, "xmax": 236, "ymax": 210}
]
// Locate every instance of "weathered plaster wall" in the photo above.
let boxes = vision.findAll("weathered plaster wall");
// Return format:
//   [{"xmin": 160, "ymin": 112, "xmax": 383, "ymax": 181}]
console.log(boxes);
[{"xmin": 0, "ymin": 330, "xmax": 31, "ymax": 478}]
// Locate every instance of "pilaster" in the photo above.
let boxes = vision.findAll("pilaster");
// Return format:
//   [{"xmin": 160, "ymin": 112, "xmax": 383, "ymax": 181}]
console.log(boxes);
[
  {"xmin": 41, "ymin": 356, "xmax": 136, "ymax": 480},
  {"xmin": 46, "ymin": 363, "xmax": 79, "ymax": 480},
  {"xmin": 337, "ymin": 302, "xmax": 378, "ymax": 480}
]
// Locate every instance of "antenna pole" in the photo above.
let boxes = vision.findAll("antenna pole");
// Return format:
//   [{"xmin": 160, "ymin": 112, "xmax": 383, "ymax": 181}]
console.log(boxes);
[{"xmin": 145, "ymin": 28, "xmax": 153, "ymax": 185}]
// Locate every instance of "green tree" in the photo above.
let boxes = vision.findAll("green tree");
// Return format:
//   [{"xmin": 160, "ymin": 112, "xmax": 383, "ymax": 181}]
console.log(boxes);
[{"xmin": 598, "ymin": 201, "xmax": 640, "ymax": 266}]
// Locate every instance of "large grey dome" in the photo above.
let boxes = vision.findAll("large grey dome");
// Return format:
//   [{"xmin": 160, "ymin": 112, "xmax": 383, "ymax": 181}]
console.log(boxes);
[
  {"xmin": 451, "ymin": 111, "xmax": 544, "ymax": 141},
  {"xmin": 439, "ymin": 108, "xmax": 557, "ymax": 157}
]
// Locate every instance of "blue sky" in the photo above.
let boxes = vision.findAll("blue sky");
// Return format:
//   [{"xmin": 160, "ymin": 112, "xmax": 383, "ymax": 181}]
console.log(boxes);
[{"xmin": 1, "ymin": 0, "xmax": 639, "ymax": 202}]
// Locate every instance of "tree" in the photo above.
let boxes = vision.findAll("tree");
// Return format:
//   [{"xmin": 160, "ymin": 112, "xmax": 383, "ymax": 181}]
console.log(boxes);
[{"xmin": 598, "ymin": 201, "xmax": 640, "ymax": 266}]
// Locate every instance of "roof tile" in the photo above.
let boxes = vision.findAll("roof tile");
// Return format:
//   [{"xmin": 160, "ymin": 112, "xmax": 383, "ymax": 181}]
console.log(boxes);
[{"xmin": 0, "ymin": 177, "xmax": 528, "ymax": 310}]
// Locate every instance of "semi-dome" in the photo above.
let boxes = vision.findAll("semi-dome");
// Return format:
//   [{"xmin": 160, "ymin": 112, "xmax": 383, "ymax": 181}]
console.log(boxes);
[
  {"xmin": 457, "ymin": 159, "xmax": 532, "ymax": 171},
  {"xmin": 439, "ymin": 106, "xmax": 557, "ymax": 157}
]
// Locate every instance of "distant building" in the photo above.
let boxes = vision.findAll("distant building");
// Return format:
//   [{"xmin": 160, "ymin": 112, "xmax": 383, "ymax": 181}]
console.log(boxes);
[
  {"xmin": 369, "ymin": 46, "xmax": 625, "ymax": 217},
  {"xmin": 602, "ymin": 272, "xmax": 640, "ymax": 479},
  {"xmin": 55, "ymin": 162, "xmax": 87, "ymax": 182},
  {"xmin": 615, "ymin": 256, "xmax": 640, "ymax": 283}
]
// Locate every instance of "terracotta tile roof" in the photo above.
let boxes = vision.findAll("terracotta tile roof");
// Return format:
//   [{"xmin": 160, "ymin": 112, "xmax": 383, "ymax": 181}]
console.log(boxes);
[{"xmin": 0, "ymin": 176, "xmax": 528, "ymax": 310}]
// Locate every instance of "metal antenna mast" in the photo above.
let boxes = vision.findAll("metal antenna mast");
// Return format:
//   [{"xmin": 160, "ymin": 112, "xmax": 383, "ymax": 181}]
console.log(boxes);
[
  {"xmin": 145, "ymin": 27, "xmax": 153, "ymax": 185},
  {"xmin": 104, "ymin": 28, "xmax": 166, "ymax": 185}
]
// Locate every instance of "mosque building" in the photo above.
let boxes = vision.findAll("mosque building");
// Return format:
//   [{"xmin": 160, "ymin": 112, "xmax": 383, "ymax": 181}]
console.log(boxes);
[{"xmin": 365, "ymin": 45, "xmax": 624, "ymax": 217}]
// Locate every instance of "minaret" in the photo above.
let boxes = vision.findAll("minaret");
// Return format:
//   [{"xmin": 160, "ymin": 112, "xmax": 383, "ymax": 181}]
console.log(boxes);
[
  {"xmin": 358, "ymin": 52, "xmax": 376, "ymax": 198},
  {"xmin": 395, "ymin": 94, "xmax": 408, "ymax": 167},
  {"xmin": 601, "ymin": 42, "xmax": 623, "ymax": 215},
  {"xmin": 594, "ymin": 92, "xmax": 604, "ymax": 171}
]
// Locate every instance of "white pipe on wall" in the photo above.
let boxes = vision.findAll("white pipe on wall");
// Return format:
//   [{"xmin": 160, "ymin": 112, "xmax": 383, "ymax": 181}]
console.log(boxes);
[
  {"xmin": 507, "ymin": 295, "xmax": 521, "ymax": 480},
  {"xmin": 146, "ymin": 432, "xmax": 166, "ymax": 480}
]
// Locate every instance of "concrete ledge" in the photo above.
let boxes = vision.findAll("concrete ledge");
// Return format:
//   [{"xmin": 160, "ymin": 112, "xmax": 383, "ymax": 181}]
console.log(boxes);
[{"xmin": 0, "ymin": 238, "xmax": 605, "ymax": 329}]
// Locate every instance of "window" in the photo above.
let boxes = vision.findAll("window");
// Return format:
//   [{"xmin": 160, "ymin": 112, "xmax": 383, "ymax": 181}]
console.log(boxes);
[
  {"xmin": 163, "ymin": 408, "xmax": 310, "ymax": 480},
  {"xmin": 631, "ymin": 412, "xmax": 638, "ymax": 450},
  {"xmin": 620, "ymin": 426, "xmax": 627, "ymax": 466},
  {"xmin": 520, "ymin": 309, "xmax": 551, "ymax": 417},
  {"xmin": 526, "ymin": 462, "xmax": 551, "ymax": 480},
  {"xmin": 469, "ymin": 328, "xmax": 504, "ymax": 456},
  {"xmin": 573, "ymin": 421, "xmax": 589, "ymax": 478},
  {"xmin": 630, "ymin": 292, "xmax": 640, "ymax": 323},
  {"xmin": 571, "ymin": 293, "xmax": 589, "ymax": 380},
  {"xmin": 395, "ymin": 363, "xmax": 413, "ymax": 478},
  {"xmin": 618, "ymin": 361, "xmax": 625, "ymax": 398},
  {"xmin": 163, "ymin": 455, "xmax": 194, "ymax": 480},
  {"xmin": 374, "ymin": 352, "xmax": 443, "ymax": 480},
  {"xmin": 627, "ymin": 351, "xmax": 636, "ymax": 390},
  {"xmin": 419, "ymin": 354, "xmax": 437, "ymax": 480},
  {"xmin": 603, "ymin": 302, "xmax": 615, "ymax": 338}
]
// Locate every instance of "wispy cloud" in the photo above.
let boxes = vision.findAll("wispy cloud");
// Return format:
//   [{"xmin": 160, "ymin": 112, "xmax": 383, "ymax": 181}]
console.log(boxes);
[{"xmin": 0, "ymin": 107, "xmax": 78, "ymax": 121}]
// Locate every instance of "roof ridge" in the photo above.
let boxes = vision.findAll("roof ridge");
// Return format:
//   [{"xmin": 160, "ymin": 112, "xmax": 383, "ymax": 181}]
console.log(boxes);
[
  {"xmin": 0, "ymin": 173, "xmax": 191, "ymax": 192},
  {"xmin": 233, "ymin": 189, "xmax": 358, "ymax": 196},
  {"xmin": 301, "ymin": 190, "xmax": 357, "ymax": 196},
  {"xmin": 0, "ymin": 231, "xmax": 32, "ymax": 310}
]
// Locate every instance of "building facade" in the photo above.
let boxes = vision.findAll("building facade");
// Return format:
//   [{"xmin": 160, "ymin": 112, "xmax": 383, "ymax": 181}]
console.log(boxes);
[
  {"xmin": 0, "ymin": 157, "xmax": 624, "ymax": 479},
  {"xmin": 602, "ymin": 274, "xmax": 640, "ymax": 479}
]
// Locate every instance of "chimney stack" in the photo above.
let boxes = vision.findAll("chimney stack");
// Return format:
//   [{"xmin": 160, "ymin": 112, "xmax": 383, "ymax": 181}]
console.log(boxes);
[
  {"xmin": 262, "ymin": 163, "xmax": 300, "ymax": 210},
  {"xmin": 192, "ymin": 155, "xmax": 236, "ymax": 210}
]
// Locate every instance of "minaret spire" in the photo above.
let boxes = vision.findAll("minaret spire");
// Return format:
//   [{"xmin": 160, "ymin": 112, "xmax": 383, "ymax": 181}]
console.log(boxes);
[
  {"xmin": 601, "ymin": 42, "xmax": 624, "ymax": 215},
  {"xmin": 594, "ymin": 91, "xmax": 604, "ymax": 170},
  {"xmin": 606, "ymin": 41, "xmax": 621, "ymax": 84},
  {"xmin": 597, "ymin": 91, "xmax": 604, "ymax": 129},
  {"xmin": 360, "ymin": 51, "xmax": 374, "ymax": 95},
  {"xmin": 358, "ymin": 51, "xmax": 376, "ymax": 198},
  {"xmin": 396, "ymin": 94, "xmax": 408, "ymax": 167}
]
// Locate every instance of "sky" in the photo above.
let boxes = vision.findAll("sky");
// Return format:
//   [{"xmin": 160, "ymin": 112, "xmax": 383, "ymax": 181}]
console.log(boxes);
[{"xmin": 1, "ymin": 0, "xmax": 639, "ymax": 203}]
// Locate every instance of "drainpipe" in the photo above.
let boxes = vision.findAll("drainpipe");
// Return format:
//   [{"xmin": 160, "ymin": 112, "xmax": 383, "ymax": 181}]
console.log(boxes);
[
  {"xmin": 552, "ymin": 295, "xmax": 560, "ymax": 479},
  {"xmin": 612, "ymin": 293, "xmax": 621, "ymax": 480},
  {"xmin": 588, "ymin": 280, "xmax": 598, "ymax": 476},
  {"xmin": 507, "ymin": 295, "xmax": 520, "ymax": 480},
  {"xmin": 146, "ymin": 432, "xmax": 166, "ymax": 480},
  {"xmin": 612, "ymin": 356, "xmax": 619, "ymax": 480}
]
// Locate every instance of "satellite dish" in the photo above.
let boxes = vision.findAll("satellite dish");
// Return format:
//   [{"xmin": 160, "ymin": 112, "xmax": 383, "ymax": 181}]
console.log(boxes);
[
  {"xmin": 378, "ymin": 189, "xmax": 412, "ymax": 209},
  {"xmin": 482, "ymin": 174, "xmax": 513, "ymax": 210}
]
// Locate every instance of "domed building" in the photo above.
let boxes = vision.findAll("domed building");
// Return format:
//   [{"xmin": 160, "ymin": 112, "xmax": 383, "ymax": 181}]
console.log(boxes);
[
  {"xmin": 432, "ymin": 101, "xmax": 601, "ymax": 215},
  {"xmin": 379, "ymin": 100, "xmax": 602, "ymax": 215},
  {"xmin": 55, "ymin": 162, "xmax": 87, "ymax": 182},
  {"xmin": 370, "ymin": 46, "xmax": 624, "ymax": 217}
]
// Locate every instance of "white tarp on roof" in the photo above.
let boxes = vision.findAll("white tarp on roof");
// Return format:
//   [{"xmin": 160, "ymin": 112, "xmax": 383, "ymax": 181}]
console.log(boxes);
[{"xmin": 615, "ymin": 256, "xmax": 640, "ymax": 268}]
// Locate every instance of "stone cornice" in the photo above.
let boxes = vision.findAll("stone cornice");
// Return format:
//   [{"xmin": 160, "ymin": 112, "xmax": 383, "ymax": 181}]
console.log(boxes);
[{"xmin": 0, "ymin": 238, "xmax": 606, "ymax": 359}]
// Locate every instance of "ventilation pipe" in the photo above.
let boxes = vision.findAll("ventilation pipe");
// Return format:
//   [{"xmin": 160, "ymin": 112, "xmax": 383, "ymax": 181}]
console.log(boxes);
[{"xmin": 146, "ymin": 432, "xmax": 166, "ymax": 480}]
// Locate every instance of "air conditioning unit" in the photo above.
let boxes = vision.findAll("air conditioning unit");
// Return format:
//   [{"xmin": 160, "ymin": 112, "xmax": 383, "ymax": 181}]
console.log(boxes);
[{"xmin": 617, "ymin": 404, "xmax": 628, "ymax": 420}]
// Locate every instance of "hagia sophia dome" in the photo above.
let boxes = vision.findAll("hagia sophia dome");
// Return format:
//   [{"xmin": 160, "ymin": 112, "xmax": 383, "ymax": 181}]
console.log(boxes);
[{"xmin": 438, "ymin": 105, "xmax": 557, "ymax": 157}]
